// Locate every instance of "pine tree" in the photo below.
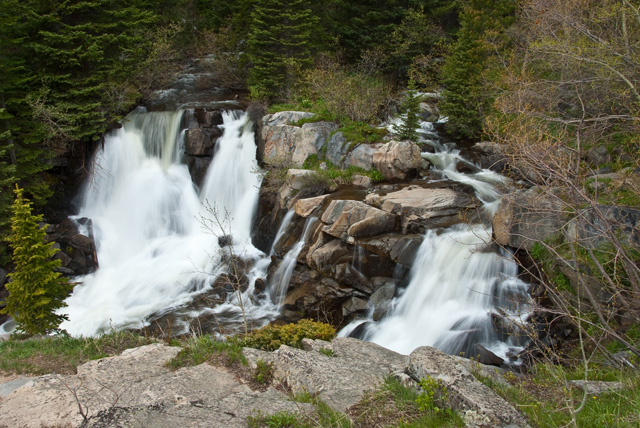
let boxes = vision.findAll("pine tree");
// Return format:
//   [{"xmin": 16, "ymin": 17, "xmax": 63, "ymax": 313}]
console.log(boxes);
[
  {"xmin": 246, "ymin": 0, "xmax": 318, "ymax": 101},
  {"xmin": 439, "ymin": 0, "xmax": 514, "ymax": 140},
  {"xmin": 1, "ymin": 186, "xmax": 74, "ymax": 335},
  {"xmin": 393, "ymin": 86, "xmax": 422, "ymax": 142}
]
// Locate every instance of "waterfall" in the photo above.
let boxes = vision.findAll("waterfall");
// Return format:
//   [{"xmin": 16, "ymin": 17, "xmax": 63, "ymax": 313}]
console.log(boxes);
[
  {"xmin": 342, "ymin": 118, "xmax": 531, "ymax": 361},
  {"xmin": 268, "ymin": 216, "xmax": 319, "ymax": 305},
  {"xmin": 59, "ymin": 108, "xmax": 273, "ymax": 336},
  {"xmin": 364, "ymin": 226, "xmax": 529, "ymax": 358}
]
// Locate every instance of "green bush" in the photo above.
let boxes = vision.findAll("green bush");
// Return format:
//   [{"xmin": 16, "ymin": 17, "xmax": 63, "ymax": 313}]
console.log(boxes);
[{"xmin": 241, "ymin": 319, "xmax": 335, "ymax": 351}]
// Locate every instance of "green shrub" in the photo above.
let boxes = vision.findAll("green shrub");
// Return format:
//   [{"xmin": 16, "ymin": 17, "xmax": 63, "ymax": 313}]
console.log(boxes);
[
  {"xmin": 254, "ymin": 359, "xmax": 273, "ymax": 384},
  {"xmin": 241, "ymin": 319, "xmax": 335, "ymax": 351}
]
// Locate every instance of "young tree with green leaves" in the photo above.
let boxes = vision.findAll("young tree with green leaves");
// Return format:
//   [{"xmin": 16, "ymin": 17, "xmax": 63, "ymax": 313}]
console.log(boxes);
[
  {"xmin": 1, "ymin": 186, "xmax": 74, "ymax": 335},
  {"xmin": 439, "ymin": 0, "xmax": 515, "ymax": 140}
]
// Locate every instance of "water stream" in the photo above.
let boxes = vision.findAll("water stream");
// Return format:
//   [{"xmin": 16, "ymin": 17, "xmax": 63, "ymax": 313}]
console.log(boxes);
[
  {"xmin": 340, "ymin": 119, "xmax": 531, "ymax": 360},
  {"xmin": 59, "ymin": 108, "xmax": 277, "ymax": 336}
]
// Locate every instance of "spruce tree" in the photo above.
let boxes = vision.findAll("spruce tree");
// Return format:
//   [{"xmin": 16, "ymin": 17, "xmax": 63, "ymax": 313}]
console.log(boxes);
[
  {"xmin": 393, "ymin": 86, "xmax": 422, "ymax": 142},
  {"xmin": 1, "ymin": 186, "xmax": 74, "ymax": 335},
  {"xmin": 439, "ymin": 0, "xmax": 514, "ymax": 140},
  {"xmin": 247, "ymin": 0, "xmax": 318, "ymax": 101}
]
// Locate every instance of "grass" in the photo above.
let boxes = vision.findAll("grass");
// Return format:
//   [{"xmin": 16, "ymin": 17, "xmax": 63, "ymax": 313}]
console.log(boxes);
[
  {"xmin": 473, "ymin": 361, "xmax": 640, "ymax": 427},
  {"xmin": 302, "ymin": 154, "xmax": 385, "ymax": 184},
  {"xmin": 0, "ymin": 330, "xmax": 154, "ymax": 375},
  {"xmin": 167, "ymin": 334, "xmax": 246, "ymax": 368}
]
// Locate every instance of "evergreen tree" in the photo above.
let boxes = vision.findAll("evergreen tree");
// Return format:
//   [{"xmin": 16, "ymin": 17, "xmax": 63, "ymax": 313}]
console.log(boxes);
[
  {"xmin": 27, "ymin": 0, "xmax": 156, "ymax": 142},
  {"xmin": 1, "ymin": 186, "xmax": 74, "ymax": 335},
  {"xmin": 246, "ymin": 0, "xmax": 318, "ymax": 101},
  {"xmin": 439, "ymin": 0, "xmax": 514, "ymax": 140},
  {"xmin": 393, "ymin": 86, "xmax": 422, "ymax": 142},
  {"xmin": 0, "ymin": 0, "xmax": 52, "ymax": 265}
]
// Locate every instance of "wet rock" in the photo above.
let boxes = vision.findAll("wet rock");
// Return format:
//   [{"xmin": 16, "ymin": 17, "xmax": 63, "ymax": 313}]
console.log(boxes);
[
  {"xmin": 408, "ymin": 346, "xmax": 531, "ymax": 428},
  {"xmin": 358, "ymin": 233, "xmax": 423, "ymax": 266},
  {"xmin": 193, "ymin": 108, "xmax": 223, "ymax": 127},
  {"xmin": 370, "ymin": 282, "xmax": 396, "ymax": 321},
  {"xmin": 380, "ymin": 185, "xmax": 480, "ymax": 232},
  {"xmin": 492, "ymin": 187, "xmax": 569, "ymax": 251},
  {"xmin": 372, "ymin": 140, "xmax": 422, "ymax": 180},
  {"xmin": 473, "ymin": 344, "xmax": 505, "ymax": 366},
  {"xmin": 184, "ymin": 128, "xmax": 219, "ymax": 156},
  {"xmin": 342, "ymin": 296, "xmax": 369, "ymax": 317},
  {"xmin": 46, "ymin": 218, "xmax": 98, "ymax": 275},
  {"xmin": 254, "ymin": 278, "xmax": 267, "ymax": 294},
  {"xmin": 419, "ymin": 102, "xmax": 439, "ymax": 122},
  {"xmin": 472, "ymin": 141, "xmax": 508, "ymax": 174},
  {"xmin": 185, "ymin": 156, "xmax": 211, "ymax": 188}
]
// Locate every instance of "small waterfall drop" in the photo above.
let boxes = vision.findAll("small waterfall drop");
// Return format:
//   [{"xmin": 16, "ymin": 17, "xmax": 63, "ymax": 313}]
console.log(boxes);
[
  {"xmin": 343, "ymin": 117, "xmax": 531, "ymax": 361},
  {"xmin": 269, "ymin": 216, "xmax": 319, "ymax": 305},
  {"xmin": 60, "ymin": 108, "xmax": 272, "ymax": 336}
]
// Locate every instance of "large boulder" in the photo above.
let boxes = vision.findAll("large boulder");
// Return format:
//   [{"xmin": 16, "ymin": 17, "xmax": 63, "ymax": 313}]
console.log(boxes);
[
  {"xmin": 408, "ymin": 346, "xmax": 531, "ymax": 428},
  {"xmin": 321, "ymin": 200, "xmax": 398, "ymax": 242},
  {"xmin": 345, "ymin": 143, "xmax": 379, "ymax": 171},
  {"xmin": 0, "ymin": 344, "xmax": 311, "ymax": 428},
  {"xmin": 244, "ymin": 337, "xmax": 409, "ymax": 412},
  {"xmin": 261, "ymin": 112, "xmax": 338, "ymax": 167},
  {"xmin": 46, "ymin": 218, "xmax": 98, "ymax": 275},
  {"xmin": 492, "ymin": 187, "xmax": 568, "ymax": 251},
  {"xmin": 184, "ymin": 127, "xmax": 220, "ymax": 156},
  {"xmin": 565, "ymin": 205, "xmax": 640, "ymax": 249},
  {"xmin": 372, "ymin": 140, "xmax": 422, "ymax": 180},
  {"xmin": 378, "ymin": 185, "xmax": 480, "ymax": 232}
]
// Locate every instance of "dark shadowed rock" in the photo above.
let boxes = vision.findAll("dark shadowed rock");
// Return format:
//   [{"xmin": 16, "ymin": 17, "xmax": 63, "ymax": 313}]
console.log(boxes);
[{"xmin": 473, "ymin": 344, "xmax": 505, "ymax": 366}]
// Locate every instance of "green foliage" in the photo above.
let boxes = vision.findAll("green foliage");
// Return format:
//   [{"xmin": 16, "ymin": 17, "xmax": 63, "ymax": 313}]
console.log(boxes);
[
  {"xmin": 254, "ymin": 359, "xmax": 273, "ymax": 384},
  {"xmin": 0, "ymin": 329, "xmax": 152, "ymax": 375},
  {"xmin": 169, "ymin": 334, "xmax": 247, "ymax": 368},
  {"xmin": 302, "ymin": 154, "xmax": 385, "ymax": 184},
  {"xmin": 241, "ymin": 319, "xmax": 335, "ymax": 352},
  {"xmin": 351, "ymin": 376, "xmax": 463, "ymax": 427},
  {"xmin": 247, "ymin": 0, "xmax": 318, "ymax": 102},
  {"xmin": 478, "ymin": 362, "xmax": 640, "ymax": 428},
  {"xmin": 440, "ymin": 0, "xmax": 515, "ymax": 139},
  {"xmin": 306, "ymin": 62, "xmax": 392, "ymax": 123},
  {"xmin": 318, "ymin": 347, "xmax": 335, "ymax": 357},
  {"xmin": 1, "ymin": 187, "xmax": 74, "ymax": 335},
  {"xmin": 416, "ymin": 377, "xmax": 453, "ymax": 417},
  {"xmin": 393, "ymin": 87, "xmax": 422, "ymax": 142}
]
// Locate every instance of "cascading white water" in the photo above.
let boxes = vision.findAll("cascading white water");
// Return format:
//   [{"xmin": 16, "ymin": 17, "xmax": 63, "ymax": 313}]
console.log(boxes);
[
  {"xmin": 60, "ymin": 108, "xmax": 274, "ymax": 336},
  {"xmin": 363, "ymin": 225, "xmax": 529, "ymax": 357},
  {"xmin": 269, "ymin": 216, "xmax": 319, "ymax": 305},
  {"xmin": 342, "ymin": 118, "xmax": 530, "ymax": 360}
]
